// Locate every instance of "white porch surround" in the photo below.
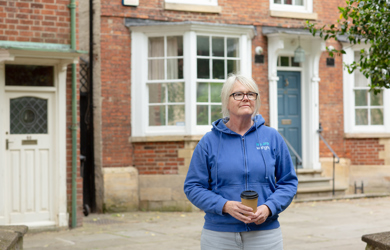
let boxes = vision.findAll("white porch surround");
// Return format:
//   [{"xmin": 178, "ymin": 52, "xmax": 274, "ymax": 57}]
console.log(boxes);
[
  {"xmin": 264, "ymin": 29, "xmax": 325, "ymax": 170},
  {"xmin": 0, "ymin": 43, "xmax": 81, "ymax": 228}
]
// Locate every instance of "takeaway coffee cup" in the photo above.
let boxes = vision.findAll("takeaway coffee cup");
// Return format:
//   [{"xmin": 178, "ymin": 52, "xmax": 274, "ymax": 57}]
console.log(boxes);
[{"xmin": 240, "ymin": 190, "xmax": 258, "ymax": 215}]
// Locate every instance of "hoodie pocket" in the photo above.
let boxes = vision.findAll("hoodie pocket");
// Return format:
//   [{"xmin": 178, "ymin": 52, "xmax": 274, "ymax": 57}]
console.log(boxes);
[{"xmin": 247, "ymin": 183, "xmax": 273, "ymax": 206}]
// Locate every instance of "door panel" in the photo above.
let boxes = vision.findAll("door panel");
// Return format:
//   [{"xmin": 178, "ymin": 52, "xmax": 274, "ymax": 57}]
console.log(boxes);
[
  {"xmin": 5, "ymin": 92, "xmax": 54, "ymax": 225},
  {"xmin": 277, "ymin": 71, "xmax": 302, "ymax": 168}
]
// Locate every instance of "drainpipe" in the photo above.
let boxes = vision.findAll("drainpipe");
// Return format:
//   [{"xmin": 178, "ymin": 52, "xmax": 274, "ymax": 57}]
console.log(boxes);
[{"xmin": 69, "ymin": 0, "xmax": 77, "ymax": 228}]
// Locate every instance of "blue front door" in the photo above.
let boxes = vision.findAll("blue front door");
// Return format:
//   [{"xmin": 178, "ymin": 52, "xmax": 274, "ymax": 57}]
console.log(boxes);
[{"xmin": 277, "ymin": 71, "xmax": 302, "ymax": 168}]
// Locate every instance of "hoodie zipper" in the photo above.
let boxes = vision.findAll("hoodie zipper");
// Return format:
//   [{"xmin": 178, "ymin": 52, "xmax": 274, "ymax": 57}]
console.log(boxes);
[{"xmin": 242, "ymin": 137, "xmax": 248, "ymax": 190}]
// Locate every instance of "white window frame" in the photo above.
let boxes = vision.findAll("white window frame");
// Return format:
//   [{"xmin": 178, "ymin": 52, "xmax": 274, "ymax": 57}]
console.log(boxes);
[
  {"xmin": 269, "ymin": 0, "xmax": 313, "ymax": 13},
  {"xmin": 343, "ymin": 46, "xmax": 390, "ymax": 134},
  {"xmin": 130, "ymin": 23, "xmax": 254, "ymax": 137},
  {"xmin": 165, "ymin": 0, "xmax": 218, "ymax": 6}
]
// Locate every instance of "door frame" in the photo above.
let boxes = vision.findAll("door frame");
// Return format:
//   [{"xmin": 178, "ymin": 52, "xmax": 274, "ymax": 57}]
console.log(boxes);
[
  {"xmin": 277, "ymin": 70, "xmax": 302, "ymax": 165},
  {"xmin": 0, "ymin": 57, "xmax": 69, "ymax": 227},
  {"xmin": 266, "ymin": 33, "xmax": 326, "ymax": 170}
]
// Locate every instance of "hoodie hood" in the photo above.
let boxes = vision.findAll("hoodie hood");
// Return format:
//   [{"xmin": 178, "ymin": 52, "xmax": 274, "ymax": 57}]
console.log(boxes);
[{"xmin": 212, "ymin": 114, "xmax": 266, "ymax": 134}]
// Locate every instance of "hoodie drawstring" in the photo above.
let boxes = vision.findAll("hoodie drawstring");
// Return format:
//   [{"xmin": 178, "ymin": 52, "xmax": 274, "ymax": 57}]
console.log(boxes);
[
  {"xmin": 214, "ymin": 131, "xmax": 222, "ymax": 191},
  {"xmin": 255, "ymin": 125, "xmax": 269, "ymax": 181}
]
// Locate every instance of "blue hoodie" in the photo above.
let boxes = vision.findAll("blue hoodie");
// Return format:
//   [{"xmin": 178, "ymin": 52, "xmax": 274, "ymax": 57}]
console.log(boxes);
[{"xmin": 184, "ymin": 114, "xmax": 298, "ymax": 232}]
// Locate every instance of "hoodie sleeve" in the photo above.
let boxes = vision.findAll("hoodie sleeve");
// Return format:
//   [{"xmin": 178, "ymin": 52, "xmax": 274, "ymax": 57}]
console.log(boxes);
[
  {"xmin": 264, "ymin": 133, "xmax": 298, "ymax": 217},
  {"xmin": 183, "ymin": 139, "xmax": 228, "ymax": 215}
]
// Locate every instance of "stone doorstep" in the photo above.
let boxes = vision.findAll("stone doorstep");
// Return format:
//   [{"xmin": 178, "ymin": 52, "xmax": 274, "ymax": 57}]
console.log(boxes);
[
  {"xmin": 362, "ymin": 231, "xmax": 390, "ymax": 249},
  {"xmin": 293, "ymin": 193, "xmax": 390, "ymax": 203},
  {"xmin": 0, "ymin": 225, "xmax": 28, "ymax": 250},
  {"xmin": 298, "ymin": 177, "xmax": 333, "ymax": 188}
]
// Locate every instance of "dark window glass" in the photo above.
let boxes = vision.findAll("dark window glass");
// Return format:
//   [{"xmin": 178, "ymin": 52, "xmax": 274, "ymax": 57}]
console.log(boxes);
[{"xmin": 5, "ymin": 65, "xmax": 54, "ymax": 86}]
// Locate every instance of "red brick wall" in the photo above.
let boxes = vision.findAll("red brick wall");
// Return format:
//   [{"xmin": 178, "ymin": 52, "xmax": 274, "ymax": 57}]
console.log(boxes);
[
  {"xmin": 133, "ymin": 141, "xmax": 185, "ymax": 174},
  {"xmin": 318, "ymin": 40, "xmax": 346, "ymax": 158},
  {"xmin": 66, "ymin": 65, "xmax": 83, "ymax": 227},
  {"xmin": 0, "ymin": 0, "xmax": 72, "ymax": 44},
  {"xmin": 100, "ymin": 16, "xmax": 133, "ymax": 168},
  {"xmin": 345, "ymin": 139, "xmax": 385, "ymax": 165},
  {"xmin": 252, "ymin": 26, "xmax": 270, "ymax": 124},
  {"xmin": 101, "ymin": 0, "xmax": 345, "ymax": 28}
]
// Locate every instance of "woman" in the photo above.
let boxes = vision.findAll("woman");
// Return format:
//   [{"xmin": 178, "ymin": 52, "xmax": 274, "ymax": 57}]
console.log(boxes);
[{"xmin": 184, "ymin": 74, "xmax": 298, "ymax": 249}]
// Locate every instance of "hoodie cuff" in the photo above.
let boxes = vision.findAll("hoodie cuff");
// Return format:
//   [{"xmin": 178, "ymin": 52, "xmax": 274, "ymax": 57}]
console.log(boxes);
[
  {"xmin": 264, "ymin": 200, "xmax": 276, "ymax": 217},
  {"xmin": 216, "ymin": 198, "xmax": 228, "ymax": 216}
]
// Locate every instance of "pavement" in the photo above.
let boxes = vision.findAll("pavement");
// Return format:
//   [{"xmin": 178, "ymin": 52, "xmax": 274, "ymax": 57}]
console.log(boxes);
[{"xmin": 23, "ymin": 196, "xmax": 390, "ymax": 250}]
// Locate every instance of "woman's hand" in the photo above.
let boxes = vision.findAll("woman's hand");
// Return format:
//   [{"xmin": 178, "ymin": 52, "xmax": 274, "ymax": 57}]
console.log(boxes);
[
  {"xmin": 222, "ymin": 201, "xmax": 254, "ymax": 224},
  {"xmin": 248, "ymin": 205, "xmax": 271, "ymax": 225}
]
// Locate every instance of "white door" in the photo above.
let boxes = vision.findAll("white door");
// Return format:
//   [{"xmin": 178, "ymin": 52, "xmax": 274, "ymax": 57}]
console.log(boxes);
[{"xmin": 4, "ymin": 92, "xmax": 55, "ymax": 226}]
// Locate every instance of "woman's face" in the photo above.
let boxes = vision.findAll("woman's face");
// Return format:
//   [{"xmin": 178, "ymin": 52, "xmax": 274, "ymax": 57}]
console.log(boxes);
[{"xmin": 227, "ymin": 82, "xmax": 256, "ymax": 119}]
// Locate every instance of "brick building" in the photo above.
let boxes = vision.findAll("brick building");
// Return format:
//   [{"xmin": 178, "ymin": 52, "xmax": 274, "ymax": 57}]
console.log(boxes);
[
  {"xmin": 85, "ymin": 0, "xmax": 390, "ymax": 213},
  {"xmin": 0, "ymin": 0, "xmax": 84, "ymax": 228},
  {"xmin": 3, "ymin": 0, "xmax": 388, "ymax": 229}
]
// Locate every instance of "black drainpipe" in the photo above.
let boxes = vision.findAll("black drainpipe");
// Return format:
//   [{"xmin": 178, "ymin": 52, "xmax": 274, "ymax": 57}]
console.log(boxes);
[{"xmin": 88, "ymin": 0, "xmax": 96, "ymax": 212}]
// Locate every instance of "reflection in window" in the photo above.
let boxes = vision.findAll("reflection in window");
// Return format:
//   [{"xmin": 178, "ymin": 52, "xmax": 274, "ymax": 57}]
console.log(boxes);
[
  {"xmin": 148, "ymin": 82, "xmax": 185, "ymax": 126},
  {"xmin": 5, "ymin": 65, "xmax": 54, "ymax": 86},
  {"xmin": 353, "ymin": 51, "xmax": 384, "ymax": 126},
  {"xmin": 147, "ymin": 36, "xmax": 185, "ymax": 126},
  {"xmin": 196, "ymin": 35, "xmax": 239, "ymax": 125}
]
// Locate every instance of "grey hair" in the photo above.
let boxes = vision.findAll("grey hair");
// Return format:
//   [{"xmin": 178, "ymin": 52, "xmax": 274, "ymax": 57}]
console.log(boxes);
[{"xmin": 221, "ymin": 74, "xmax": 261, "ymax": 118}]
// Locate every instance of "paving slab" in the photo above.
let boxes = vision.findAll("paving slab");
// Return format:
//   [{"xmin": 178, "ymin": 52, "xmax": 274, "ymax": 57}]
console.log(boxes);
[{"xmin": 23, "ymin": 196, "xmax": 390, "ymax": 250}]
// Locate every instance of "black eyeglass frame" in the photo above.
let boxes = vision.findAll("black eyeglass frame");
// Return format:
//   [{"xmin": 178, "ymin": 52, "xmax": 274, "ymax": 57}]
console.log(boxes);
[{"xmin": 229, "ymin": 92, "xmax": 259, "ymax": 101}]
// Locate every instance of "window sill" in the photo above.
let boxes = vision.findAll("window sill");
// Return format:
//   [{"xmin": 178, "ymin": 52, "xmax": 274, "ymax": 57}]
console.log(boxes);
[
  {"xmin": 344, "ymin": 133, "xmax": 390, "ymax": 139},
  {"xmin": 164, "ymin": 3, "xmax": 222, "ymax": 13},
  {"xmin": 270, "ymin": 10, "xmax": 318, "ymax": 20},
  {"xmin": 131, "ymin": 135, "xmax": 203, "ymax": 143}
]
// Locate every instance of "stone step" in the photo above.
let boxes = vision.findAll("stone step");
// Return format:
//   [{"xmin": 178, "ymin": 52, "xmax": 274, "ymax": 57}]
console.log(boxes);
[
  {"xmin": 296, "ymin": 169, "xmax": 323, "ymax": 179},
  {"xmin": 296, "ymin": 186, "xmax": 347, "ymax": 199},
  {"xmin": 298, "ymin": 177, "xmax": 332, "ymax": 188}
]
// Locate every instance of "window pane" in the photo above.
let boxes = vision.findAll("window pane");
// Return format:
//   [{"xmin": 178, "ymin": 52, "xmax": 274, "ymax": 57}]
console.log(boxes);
[
  {"xmin": 168, "ymin": 105, "xmax": 185, "ymax": 125},
  {"xmin": 274, "ymin": 0, "xmax": 282, "ymax": 3},
  {"xmin": 212, "ymin": 37, "xmax": 224, "ymax": 57},
  {"xmin": 284, "ymin": 0, "xmax": 292, "ymax": 4},
  {"xmin": 354, "ymin": 70, "xmax": 368, "ymax": 87},
  {"xmin": 10, "ymin": 97, "xmax": 48, "ymax": 134},
  {"xmin": 149, "ymin": 84, "xmax": 166, "ymax": 103},
  {"xmin": 227, "ymin": 38, "xmax": 239, "ymax": 57},
  {"xmin": 148, "ymin": 59, "xmax": 164, "ymax": 80},
  {"xmin": 148, "ymin": 37, "xmax": 164, "ymax": 57},
  {"xmin": 167, "ymin": 82, "xmax": 185, "ymax": 102},
  {"xmin": 167, "ymin": 59, "xmax": 183, "ymax": 79},
  {"xmin": 370, "ymin": 91, "xmax": 383, "ymax": 106},
  {"xmin": 210, "ymin": 83, "xmax": 222, "ymax": 102},
  {"xmin": 294, "ymin": 0, "xmax": 303, "ymax": 5},
  {"xmin": 291, "ymin": 57, "xmax": 300, "ymax": 67},
  {"xmin": 280, "ymin": 56, "xmax": 289, "ymax": 66},
  {"xmin": 5, "ymin": 65, "xmax": 54, "ymax": 87},
  {"xmin": 371, "ymin": 109, "xmax": 384, "ymax": 125},
  {"xmin": 149, "ymin": 106, "xmax": 166, "ymax": 126},
  {"xmin": 197, "ymin": 36, "xmax": 209, "ymax": 56},
  {"xmin": 355, "ymin": 109, "xmax": 368, "ymax": 125},
  {"xmin": 213, "ymin": 59, "xmax": 224, "ymax": 79},
  {"xmin": 197, "ymin": 82, "xmax": 208, "ymax": 102},
  {"xmin": 197, "ymin": 105, "xmax": 208, "ymax": 125},
  {"xmin": 355, "ymin": 90, "xmax": 368, "ymax": 106},
  {"xmin": 211, "ymin": 105, "xmax": 222, "ymax": 122},
  {"xmin": 227, "ymin": 60, "xmax": 240, "ymax": 75},
  {"xmin": 167, "ymin": 36, "xmax": 183, "ymax": 56},
  {"xmin": 197, "ymin": 59, "xmax": 210, "ymax": 79}
]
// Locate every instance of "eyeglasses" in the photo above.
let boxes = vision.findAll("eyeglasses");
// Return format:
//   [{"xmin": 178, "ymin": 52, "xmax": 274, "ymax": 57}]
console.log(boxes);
[{"xmin": 229, "ymin": 92, "xmax": 258, "ymax": 101}]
